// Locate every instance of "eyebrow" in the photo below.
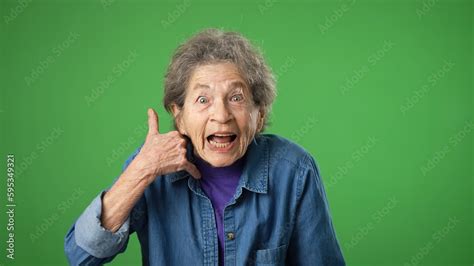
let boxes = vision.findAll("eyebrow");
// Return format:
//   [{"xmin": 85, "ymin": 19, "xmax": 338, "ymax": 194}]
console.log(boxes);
[
  {"xmin": 229, "ymin": 80, "xmax": 247, "ymax": 89},
  {"xmin": 193, "ymin": 83, "xmax": 210, "ymax": 90}
]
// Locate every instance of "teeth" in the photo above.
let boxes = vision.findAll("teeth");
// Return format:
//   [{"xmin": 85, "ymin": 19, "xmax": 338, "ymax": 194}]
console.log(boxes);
[
  {"xmin": 209, "ymin": 139, "xmax": 231, "ymax": 148},
  {"xmin": 214, "ymin": 133, "xmax": 233, "ymax": 137}
]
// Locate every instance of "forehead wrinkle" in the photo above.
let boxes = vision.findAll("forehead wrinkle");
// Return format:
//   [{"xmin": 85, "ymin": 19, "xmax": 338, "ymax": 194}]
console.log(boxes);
[
  {"xmin": 192, "ymin": 79, "xmax": 247, "ymax": 94},
  {"xmin": 189, "ymin": 64, "xmax": 249, "ymax": 97}
]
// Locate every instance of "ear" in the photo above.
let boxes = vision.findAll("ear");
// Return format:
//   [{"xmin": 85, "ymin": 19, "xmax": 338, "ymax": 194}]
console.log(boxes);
[
  {"xmin": 171, "ymin": 104, "xmax": 186, "ymax": 135},
  {"xmin": 256, "ymin": 109, "xmax": 266, "ymax": 133}
]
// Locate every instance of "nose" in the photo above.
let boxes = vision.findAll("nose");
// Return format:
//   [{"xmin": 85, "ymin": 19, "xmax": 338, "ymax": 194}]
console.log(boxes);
[{"xmin": 210, "ymin": 99, "xmax": 233, "ymax": 124}]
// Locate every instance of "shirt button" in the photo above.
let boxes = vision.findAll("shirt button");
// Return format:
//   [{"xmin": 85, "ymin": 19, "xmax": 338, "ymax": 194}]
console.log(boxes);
[{"xmin": 226, "ymin": 232, "xmax": 235, "ymax": 240}]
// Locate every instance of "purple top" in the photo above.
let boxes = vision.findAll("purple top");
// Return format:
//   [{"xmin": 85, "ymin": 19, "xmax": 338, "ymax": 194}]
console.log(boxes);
[{"xmin": 195, "ymin": 155, "xmax": 245, "ymax": 266}]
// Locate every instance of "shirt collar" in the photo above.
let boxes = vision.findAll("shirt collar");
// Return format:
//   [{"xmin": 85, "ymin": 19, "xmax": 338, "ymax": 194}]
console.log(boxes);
[{"xmin": 168, "ymin": 135, "xmax": 269, "ymax": 194}]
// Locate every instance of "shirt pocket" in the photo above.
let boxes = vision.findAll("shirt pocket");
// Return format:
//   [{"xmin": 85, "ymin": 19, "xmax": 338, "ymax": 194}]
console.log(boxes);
[{"xmin": 253, "ymin": 244, "xmax": 287, "ymax": 265}]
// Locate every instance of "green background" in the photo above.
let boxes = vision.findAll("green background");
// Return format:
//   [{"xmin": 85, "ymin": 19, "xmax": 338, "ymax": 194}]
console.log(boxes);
[{"xmin": 0, "ymin": 0, "xmax": 472, "ymax": 265}]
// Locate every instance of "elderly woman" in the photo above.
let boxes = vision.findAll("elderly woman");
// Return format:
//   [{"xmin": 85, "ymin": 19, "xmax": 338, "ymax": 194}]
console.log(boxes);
[{"xmin": 64, "ymin": 29, "xmax": 345, "ymax": 265}]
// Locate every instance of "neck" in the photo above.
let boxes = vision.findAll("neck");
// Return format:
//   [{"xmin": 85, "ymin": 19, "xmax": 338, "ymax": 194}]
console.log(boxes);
[{"xmin": 194, "ymin": 155, "xmax": 245, "ymax": 178}]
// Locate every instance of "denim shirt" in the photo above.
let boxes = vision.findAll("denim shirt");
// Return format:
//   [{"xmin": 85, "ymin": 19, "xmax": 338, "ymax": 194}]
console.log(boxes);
[{"xmin": 64, "ymin": 134, "xmax": 345, "ymax": 265}]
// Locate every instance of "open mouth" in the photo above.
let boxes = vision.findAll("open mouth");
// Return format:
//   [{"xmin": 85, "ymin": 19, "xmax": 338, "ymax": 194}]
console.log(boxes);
[{"xmin": 206, "ymin": 133, "xmax": 237, "ymax": 149}]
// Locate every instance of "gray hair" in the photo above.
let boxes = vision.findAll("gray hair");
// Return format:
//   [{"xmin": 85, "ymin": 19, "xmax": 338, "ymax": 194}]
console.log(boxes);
[{"xmin": 163, "ymin": 28, "xmax": 276, "ymax": 131}]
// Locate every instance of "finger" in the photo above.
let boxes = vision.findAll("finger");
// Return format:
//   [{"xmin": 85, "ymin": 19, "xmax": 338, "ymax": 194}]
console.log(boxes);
[
  {"xmin": 182, "ymin": 161, "xmax": 201, "ymax": 179},
  {"xmin": 147, "ymin": 108, "xmax": 159, "ymax": 135}
]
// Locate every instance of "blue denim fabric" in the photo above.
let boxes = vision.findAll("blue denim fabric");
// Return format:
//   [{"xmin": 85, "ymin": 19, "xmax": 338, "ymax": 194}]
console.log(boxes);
[{"xmin": 64, "ymin": 134, "xmax": 345, "ymax": 265}]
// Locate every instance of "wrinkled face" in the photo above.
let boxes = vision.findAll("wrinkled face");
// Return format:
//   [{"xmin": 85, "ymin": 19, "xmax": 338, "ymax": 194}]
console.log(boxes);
[{"xmin": 172, "ymin": 62, "xmax": 264, "ymax": 167}]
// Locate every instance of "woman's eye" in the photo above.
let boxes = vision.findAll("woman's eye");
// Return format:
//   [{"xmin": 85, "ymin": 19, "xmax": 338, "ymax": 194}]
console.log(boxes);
[
  {"xmin": 230, "ymin": 94, "xmax": 243, "ymax": 102},
  {"xmin": 197, "ymin": 96, "xmax": 208, "ymax": 104}
]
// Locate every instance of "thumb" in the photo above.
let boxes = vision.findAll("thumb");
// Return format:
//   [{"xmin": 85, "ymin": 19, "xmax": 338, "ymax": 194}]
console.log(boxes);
[{"xmin": 147, "ymin": 108, "xmax": 159, "ymax": 135}]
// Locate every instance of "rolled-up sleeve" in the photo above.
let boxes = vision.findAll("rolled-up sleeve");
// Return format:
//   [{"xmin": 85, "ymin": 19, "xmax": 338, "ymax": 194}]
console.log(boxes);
[
  {"xmin": 74, "ymin": 190, "xmax": 131, "ymax": 258},
  {"xmin": 64, "ymin": 191, "xmax": 132, "ymax": 265},
  {"xmin": 286, "ymin": 154, "xmax": 346, "ymax": 265},
  {"xmin": 65, "ymin": 146, "xmax": 142, "ymax": 265}
]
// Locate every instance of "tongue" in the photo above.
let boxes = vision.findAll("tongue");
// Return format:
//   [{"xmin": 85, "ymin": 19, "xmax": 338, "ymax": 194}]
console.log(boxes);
[{"xmin": 210, "ymin": 135, "xmax": 232, "ymax": 143}]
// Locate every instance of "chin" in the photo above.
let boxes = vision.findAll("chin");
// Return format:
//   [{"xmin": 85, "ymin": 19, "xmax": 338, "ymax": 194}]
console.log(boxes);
[{"xmin": 204, "ymin": 156, "xmax": 237, "ymax": 167}]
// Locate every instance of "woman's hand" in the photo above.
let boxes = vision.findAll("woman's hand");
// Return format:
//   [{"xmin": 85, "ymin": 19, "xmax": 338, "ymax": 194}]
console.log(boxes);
[
  {"xmin": 127, "ymin": 108, "xmax": 201, "ymax": 185},
  {"xmin": 101, "ymin": 108, "xmax": 200, "ymax": 232}
]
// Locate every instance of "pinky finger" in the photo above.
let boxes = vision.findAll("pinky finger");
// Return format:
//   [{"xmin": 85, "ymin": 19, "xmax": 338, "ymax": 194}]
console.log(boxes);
[{"xmin": 182, "ymin": 161, "xmax": 202, "ymax": 179}]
